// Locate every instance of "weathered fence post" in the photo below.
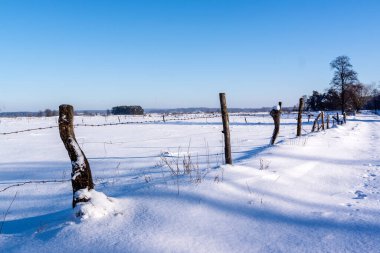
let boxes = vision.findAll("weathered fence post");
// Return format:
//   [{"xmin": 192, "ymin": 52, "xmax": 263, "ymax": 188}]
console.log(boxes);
[
  {"xmin": 321, "ymin": 111, "xmax": 325, "ymax": 130},
  {"xmin": 312, "ymin": 112, "xmax": 321, "ymax": 132},
  {"xmin": 163, "ymin": 114, "xmax": 165, "ymax": 122},
  {"xmin": 270, "ymin": 102, "xmax": 281, "ymax": 145},
  {"xmin": 327, "ymin": 114, "xmax": 330, "ymax": 129},
  {"xmin": 297, "ymin": 98, "xmax": 304, "ymax": 137},
  {"xmin": 343, "ymin": 112, "xmax": 346, "ymax": 124},
  {"xmin": 336, "ymin": 112, "xmax": 340, "ymax": 125},
  {"xmin": 219, "ymin": 93, "xmax": 232, "ymax": 165},
  {"xmin": 59, "ymin": 104, "xmax": 94, "ymax": 208}
]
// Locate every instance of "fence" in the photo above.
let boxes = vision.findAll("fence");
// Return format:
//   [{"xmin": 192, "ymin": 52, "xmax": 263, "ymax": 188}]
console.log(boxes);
[{"xmin": 0, "ymin": 96, "xmax": 349, "ymax": 198}]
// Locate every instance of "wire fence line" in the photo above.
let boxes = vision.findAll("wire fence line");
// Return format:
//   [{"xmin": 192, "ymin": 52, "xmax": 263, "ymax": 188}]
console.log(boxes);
[
  {"xmin": 0, "ymin": 112, "xmax": 316, "ymax": 136},
  {"xmin": 0, "ymin": 114, "xmax": 221, "ymax": 135},
  {"xmin": 0, "ymin": 112, "xmax": 346, "ymax": 192}
]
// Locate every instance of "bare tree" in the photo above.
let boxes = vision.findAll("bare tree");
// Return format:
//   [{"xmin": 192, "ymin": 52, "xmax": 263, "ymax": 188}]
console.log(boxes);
[{"xmin": 330, "ymin": 56, "xmax": 359, "ymax": 114}]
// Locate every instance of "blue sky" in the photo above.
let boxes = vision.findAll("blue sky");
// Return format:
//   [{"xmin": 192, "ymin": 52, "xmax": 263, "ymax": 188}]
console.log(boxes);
[{"xmin": 0, "ymin": 0, "xmax": 379, "ymax": 111}]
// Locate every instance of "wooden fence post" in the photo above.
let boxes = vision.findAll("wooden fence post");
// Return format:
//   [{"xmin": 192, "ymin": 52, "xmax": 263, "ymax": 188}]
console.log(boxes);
[
  {"xmin": 343, "ymin": 112, "xmax": 346, "ymax": 124},
  {"xmin": 327, "ymin": 114, "xmax": 330, "ymax": 129},
  {"xmin": 270, "ymin": 103, "xmax": 281, "ymax": 145},
  {"xmin": 59, "ymin": 104, "xmax": 94, "ymax": 208},
  {"xmin": 336, "ymin": 112, "xmax": 340, "ymax": 125},
  {"xmin": 321, "ymin": 111, "xmax": 325, "ymax": 130},
  {"xmin": 219, "ymin": 93, "xmax": 232, "ymax": 165},
  {"xmin": 312, "ymin": 112, "xmax": 321, "ymax": 132},
  {"xmin": 297, "ymin": 98, "xmax": 304, "ymax": 137}
]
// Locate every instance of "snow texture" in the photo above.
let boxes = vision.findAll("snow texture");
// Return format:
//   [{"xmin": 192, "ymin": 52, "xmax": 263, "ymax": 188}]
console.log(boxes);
[
  {"xmin": 1, "ymin": 112, "xmax": 380, "ymax": 253},
  {"xmin": 74, "ymin": 188, "xmax": 120, "ymax": 219}
]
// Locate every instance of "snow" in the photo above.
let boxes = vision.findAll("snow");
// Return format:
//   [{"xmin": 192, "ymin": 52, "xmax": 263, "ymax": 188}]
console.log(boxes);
[
  {"xmin": 73, "ymin": 188, "xmax": 120, "ymax": 219},
  {"xmin": 1, "ymin": 112, "xmax": 380, "ymax": 252}
]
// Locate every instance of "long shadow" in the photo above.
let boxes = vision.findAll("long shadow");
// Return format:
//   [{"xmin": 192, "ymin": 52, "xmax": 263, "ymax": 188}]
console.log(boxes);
[
  {"xmin": 0, "ymin": 161, "xmax": 70, "ymax": 182},
  {"xmin": 233, "ymin": 145, "xmax": 272, "ymax": 163},
  {"xmin": 348, "ymin": 118, "xmax": 380, "ymax": 123},
  {"xmin": 1, "ymin": 209, "xmax": 72, "ymax": 236},
  {"xmin": 129, "ymin": 190, "xmax": 380, "ymax": 234},
  {"xmin": 272, "ymin": 152, "xmax": 372, "ymax": 166}
]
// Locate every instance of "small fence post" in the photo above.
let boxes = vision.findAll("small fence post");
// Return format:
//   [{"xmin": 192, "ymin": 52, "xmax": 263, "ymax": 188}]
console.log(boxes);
[
  {"xmin": 321, "ymin": 111, "xmax": 325, "ymax": 130},
  {"xmin": 343, "ymin": 112, "xmax": 346, "ymax": 124},
  {"xmin": 163, "ymin": 114, "xmax": 165, "ymax": 122},
  {"xmin": 336, "ymin": 112, "xmax": 340, "ymax": 125},
  {"xmin": 270, "ymin": 102, "xmax": 281, "ymax": 145},
  {"xmin": 219, "ymin": 93, "xmax": 232, "ymax": 165},
  {"xmin": 297, "ymin": 97, "xmax": 304, "ymax": 137},
  {"xmin": 327, "ymin": 114, "xmax": 330, "ymax": 129},
  {"xmin": 59, "ymin": 104, "xmax": 94, "ymax": 208},
  {"xmin": 312, "ymin": 112, "xmax": 321, "ymax": 132}
]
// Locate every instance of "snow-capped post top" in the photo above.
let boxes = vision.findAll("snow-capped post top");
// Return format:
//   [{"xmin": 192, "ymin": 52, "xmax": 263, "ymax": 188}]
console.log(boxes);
[
  {"xmin": 270, "ymin": 101, "xmax": 282, "ymax": 145},
  {"xmin": 58, "ymin": 104, "xmax": 94, "ymax": 209}
]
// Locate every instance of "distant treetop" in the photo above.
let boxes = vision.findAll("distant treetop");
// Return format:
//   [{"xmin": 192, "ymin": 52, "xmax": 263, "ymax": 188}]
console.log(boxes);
[{"xmin": 111, "ymin": 106, "xmax": 144, "ymax": 115}]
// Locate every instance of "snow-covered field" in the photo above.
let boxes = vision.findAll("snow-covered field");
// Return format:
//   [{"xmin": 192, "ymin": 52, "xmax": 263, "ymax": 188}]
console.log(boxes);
[{"xmin": 1, "ymin": 113, "xmax": 380, "ymax": 253}]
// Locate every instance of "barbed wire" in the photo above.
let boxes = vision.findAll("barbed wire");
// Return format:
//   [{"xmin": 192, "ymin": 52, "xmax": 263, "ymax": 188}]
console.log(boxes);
[
  {"xmin": 0, "ymin": 115, "xmax": 220, "ymax": 135},
  {"xmin": 0, "ymin": 112, "xmax": 340, "ymax": 136}
]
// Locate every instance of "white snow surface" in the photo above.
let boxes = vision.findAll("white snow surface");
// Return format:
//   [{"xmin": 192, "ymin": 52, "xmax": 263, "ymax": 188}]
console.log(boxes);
[
  {"xmin": 73, "ymin": 188, "xmax": 120, "ymax": 220},
  {"xmin": 1, "ymin": 112, "xmax": 380, "ymax": 252}
]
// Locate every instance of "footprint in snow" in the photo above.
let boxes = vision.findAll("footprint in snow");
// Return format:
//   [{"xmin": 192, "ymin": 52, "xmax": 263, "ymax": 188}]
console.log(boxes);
[{"xmin": 353, "ymin": 190, "xmax": 367, "ymax": 199}]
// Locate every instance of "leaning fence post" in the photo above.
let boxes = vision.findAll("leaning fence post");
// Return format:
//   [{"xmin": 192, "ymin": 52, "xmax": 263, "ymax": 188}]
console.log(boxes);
[
  {"xmin": 297, "ymin": 98, "xmax": 304, "ymax": 137},
  {"xmin": 270, "ymin": 103, "xmax": 281, "ymax": 145},
  {"xmin": 219, "ymin": 93, "xmax": 232, "ymax": 165},
  {"xmin": 312, "ymin": 112, "xmax": 321, "ymax": 132},
  {"xmin": 59, "ymin": 104, "xmax": 94, "ymax": 208}
]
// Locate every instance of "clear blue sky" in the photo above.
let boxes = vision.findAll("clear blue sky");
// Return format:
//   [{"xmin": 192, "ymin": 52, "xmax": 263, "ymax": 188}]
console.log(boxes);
[{"xmin": 0, "ymin": 0, "xmax": 379, "ymax": 111}]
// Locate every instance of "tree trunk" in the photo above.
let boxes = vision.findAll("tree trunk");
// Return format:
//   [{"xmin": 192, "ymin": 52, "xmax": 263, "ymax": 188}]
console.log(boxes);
[
  {"xmin": 297, "ymin": 98, "xmax": 304, "ymax": 137},
  {"xmin": 341, "ymin": 79, "xmax": 345, "ymax": 115},
  {"xmin": 270, "ymin": 107, "xmax": 281, "ymax": 145},
  {"xmin": 59, "ymin": 104, "xmax": 94, "ymax": 208},
  {"xmin": 219, "ymin": 93, "xmax": 232, "ymax": 165}
]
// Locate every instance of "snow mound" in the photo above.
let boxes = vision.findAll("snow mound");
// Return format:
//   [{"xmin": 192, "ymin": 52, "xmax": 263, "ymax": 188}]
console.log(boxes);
[{"xmin": 74, "ymin": 188, "xmax": 121, "ymax": 220}]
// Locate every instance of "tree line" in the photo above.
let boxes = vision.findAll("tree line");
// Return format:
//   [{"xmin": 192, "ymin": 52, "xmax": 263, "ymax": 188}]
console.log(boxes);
[{"xmin": 304, "ymin": 56, "xmax": 379, "ymax": 113}]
